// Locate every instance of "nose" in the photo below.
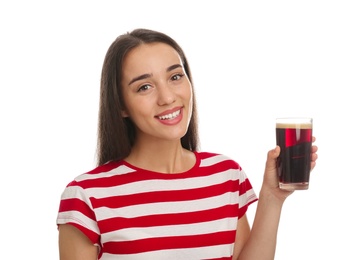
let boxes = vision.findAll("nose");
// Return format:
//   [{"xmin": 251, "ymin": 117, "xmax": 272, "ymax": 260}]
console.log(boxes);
[{"xmin": 157, "ymin": 83, "xmax": 176, "ymax": 106}]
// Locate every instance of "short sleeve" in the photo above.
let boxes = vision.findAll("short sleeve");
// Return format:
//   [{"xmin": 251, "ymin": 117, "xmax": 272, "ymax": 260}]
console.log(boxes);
[{"xmin": 56, "ymin": 181, "xmax": 100, "ymax": 245}]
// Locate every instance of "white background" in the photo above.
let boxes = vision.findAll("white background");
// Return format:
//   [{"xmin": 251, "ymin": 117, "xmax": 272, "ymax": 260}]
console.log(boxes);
[{"xmin": 1, "ymin": 1, "xmax": 361, "ymax": 259}]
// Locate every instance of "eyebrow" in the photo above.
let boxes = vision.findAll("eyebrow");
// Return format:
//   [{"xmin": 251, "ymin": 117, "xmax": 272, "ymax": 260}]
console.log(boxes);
[{"xmin": 128, "ymin": 63, "xmax": 182, "ymax": 86}]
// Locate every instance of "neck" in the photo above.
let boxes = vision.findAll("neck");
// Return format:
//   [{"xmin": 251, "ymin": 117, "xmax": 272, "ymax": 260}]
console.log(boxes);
[{"xmin": 125, "ymin": 139, "xmax": 195, "ymax": 174}]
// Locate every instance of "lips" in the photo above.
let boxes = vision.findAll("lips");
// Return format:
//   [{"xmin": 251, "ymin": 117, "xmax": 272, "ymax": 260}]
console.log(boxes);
[
  {"xmin": 157, "ymin": 109, "xmax": 181, "ymax": 120},
  {"xmin": 156, "ymin": 106, "xmax": 183, "ymax": 119}
]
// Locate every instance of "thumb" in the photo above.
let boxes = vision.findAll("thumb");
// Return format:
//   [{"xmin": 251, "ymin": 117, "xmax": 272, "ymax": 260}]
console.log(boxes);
[{"xmin": 265, "ymin": 146, "xmax": 280, "ymax": 171}]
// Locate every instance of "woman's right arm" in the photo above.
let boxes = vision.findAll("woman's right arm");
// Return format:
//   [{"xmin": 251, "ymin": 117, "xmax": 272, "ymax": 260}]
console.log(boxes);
[
  {"xmin": 58, "ymin": 224, "xmax": 98, "ymax": 260},
  {"xmin": 236, "ymin": 142, "xmax": 318, "ymax": 260}
]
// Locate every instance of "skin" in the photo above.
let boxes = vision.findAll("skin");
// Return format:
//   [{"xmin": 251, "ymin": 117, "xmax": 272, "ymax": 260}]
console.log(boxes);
[
  {"xmin": 120, "ymin": 42, "xmax": 196, "ymax": 174},
  {"xmin": 59, "ymin": 224, "xmax": 98, "ymax": 259},
  {"xmin": 58, "ymin": 42, "xmax": 319, "ymax": 260},
  {"xmin": 234, "ymin": 142, "xmax": 318, "ymax": 260}
]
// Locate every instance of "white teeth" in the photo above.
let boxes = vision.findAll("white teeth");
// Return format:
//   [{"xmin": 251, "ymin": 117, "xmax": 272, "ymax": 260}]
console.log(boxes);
[{"xmin": 158, "ymin": 110, "xmax": 180, "ymax": 120}]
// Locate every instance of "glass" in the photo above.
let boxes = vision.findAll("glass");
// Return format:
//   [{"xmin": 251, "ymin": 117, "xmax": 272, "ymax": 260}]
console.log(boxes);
[{"xmin": 276, "ymin": 117, "xmax": 313, "ymax": 191}]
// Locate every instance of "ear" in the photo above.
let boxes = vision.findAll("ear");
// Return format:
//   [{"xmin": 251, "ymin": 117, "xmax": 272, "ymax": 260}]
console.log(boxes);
[{"xmin": 121, "ymin": 109, "xmax": 129, "ymax": 118}]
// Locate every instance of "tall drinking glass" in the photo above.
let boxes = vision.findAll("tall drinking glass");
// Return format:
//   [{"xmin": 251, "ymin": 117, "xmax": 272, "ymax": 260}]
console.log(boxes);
[{"xmin": 276, "ymin": 117, "xmax": 313, "ymax": 191}]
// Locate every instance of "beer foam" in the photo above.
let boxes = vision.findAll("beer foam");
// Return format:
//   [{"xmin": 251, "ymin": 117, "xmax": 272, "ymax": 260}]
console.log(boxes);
[{"xmin": 276, "ymin": 122, "xmax": 312, "ymax": 129}]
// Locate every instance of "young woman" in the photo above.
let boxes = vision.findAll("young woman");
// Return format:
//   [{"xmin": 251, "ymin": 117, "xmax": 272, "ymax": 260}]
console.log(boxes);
[{"xmin": 57, "ymin": 28, "xmax": 318, "ymax": 260}]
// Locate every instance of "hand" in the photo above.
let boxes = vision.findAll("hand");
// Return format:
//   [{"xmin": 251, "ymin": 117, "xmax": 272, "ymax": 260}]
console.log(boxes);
[
  {"xmin": 310, "ymin": 136, "xmax": 318, "ymax": 171},
  {"xmin": 261, "ymin": 136, "xmax": 318, "ymax": 202}
]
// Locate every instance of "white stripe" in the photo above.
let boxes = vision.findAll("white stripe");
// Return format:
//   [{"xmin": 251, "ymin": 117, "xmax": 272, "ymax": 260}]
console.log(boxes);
[
  {"xmin": 96, "ymin": 190, "xmax": 239, "ymax": 220},
  {"xmin": 102, "ymin": 217, "xmax": 237, "ymax": 242},
  {"xmin": 200, "ymin": 154, "xmax": 232, "ymax": 167},
  {"xmin": 245, "ymin": 189, "xmax": 258, "ymax": 202},
  {"xmin": 60, "ymin": 185, "xmax": 86, "ymax": 200},
  {"xmin": 100, "ymin": 244, "xmax": 233, "ymax": 260},
  {"xmin": 240, "ymin": 189, "xmax": 257, "ymax": 206},
  {"xmin": 57, "ymin": 211, "xmax": 99, "ymax": 234},
  {"xmin": 84, "ymin": 168, "xmax": 242, "ymax": 199}
]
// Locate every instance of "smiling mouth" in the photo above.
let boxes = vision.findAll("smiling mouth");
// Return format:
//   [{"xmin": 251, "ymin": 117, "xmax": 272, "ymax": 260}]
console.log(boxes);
[{"xmin": 157, "ymin": 109, "xmax": 181, "ymax": 120}]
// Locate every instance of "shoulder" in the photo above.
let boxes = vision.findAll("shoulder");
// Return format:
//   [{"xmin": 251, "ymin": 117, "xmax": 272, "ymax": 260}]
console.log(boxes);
[
  {"xmin": 65, "ymin": 160, "xmax": 132, "ymax": 189},
  {"xmin": 195, "ymin": 151, "xmax": 241, "ymax": 170}
]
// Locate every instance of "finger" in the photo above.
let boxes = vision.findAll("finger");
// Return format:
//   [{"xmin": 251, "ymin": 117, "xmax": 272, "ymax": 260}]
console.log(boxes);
[
  {"xmin": 311, "ymin": 161, "xmax": 317, "ymax": 171},
  {"xmin": 310, "ymin": 151, "xmax": 318, "ymax": 171}
]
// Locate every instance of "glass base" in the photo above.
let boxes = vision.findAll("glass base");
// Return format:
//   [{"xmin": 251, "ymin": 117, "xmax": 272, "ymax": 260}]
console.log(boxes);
[{"xmin": 279, "ymin": 182, "xmax": 309, "ymax": 191}]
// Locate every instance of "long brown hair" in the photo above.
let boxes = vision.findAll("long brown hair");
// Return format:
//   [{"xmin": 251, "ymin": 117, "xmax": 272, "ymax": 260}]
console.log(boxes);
[{"xmin": 96, "ymin": 28, "xmax": 199, "ymax": 166}]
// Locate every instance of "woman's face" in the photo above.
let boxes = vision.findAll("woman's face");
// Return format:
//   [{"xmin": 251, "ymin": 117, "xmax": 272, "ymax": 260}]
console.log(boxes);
[{"xmin": 121, "ymin": 42, "xmax": 193, "ymax": 143}]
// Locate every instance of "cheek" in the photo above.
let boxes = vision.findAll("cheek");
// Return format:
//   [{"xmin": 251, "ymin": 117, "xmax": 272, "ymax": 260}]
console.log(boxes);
[
  {"xmin": 123, "ymin": 97, "xmax": 151, "ymax": 120},
  {"xmin": 179, "ymin": 83, "xmax": 192, "ymax": 101}
]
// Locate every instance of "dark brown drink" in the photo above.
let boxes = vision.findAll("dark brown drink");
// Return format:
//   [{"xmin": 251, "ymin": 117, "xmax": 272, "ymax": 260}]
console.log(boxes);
[{"xmin": 276, "ymin": 119, "xmax": 313, "ymax": 190}]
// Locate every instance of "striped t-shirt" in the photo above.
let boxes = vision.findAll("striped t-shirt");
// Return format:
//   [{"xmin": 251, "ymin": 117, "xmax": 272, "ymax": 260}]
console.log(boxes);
[{"xmin": 57, "ymin": 151, "xmax": 258, "ymax": 259}]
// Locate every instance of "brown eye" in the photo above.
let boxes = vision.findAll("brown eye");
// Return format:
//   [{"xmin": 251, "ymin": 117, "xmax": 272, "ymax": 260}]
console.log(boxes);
[
  {"xmin": 171, "ymin": 73, "xmax": 184, "ymax": 81},
  {"xmin": 137, "ymin": 84, "xmax": 151, "ymax": 92}
]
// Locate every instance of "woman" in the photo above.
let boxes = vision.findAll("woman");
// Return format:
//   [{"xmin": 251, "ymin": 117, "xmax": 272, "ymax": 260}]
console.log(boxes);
[{"xmin": 57, "ymin": 28, "xmax": 318, "ymax": 260}]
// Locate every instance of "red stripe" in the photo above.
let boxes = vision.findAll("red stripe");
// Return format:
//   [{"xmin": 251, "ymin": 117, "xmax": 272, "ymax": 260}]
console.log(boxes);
[
  {"xmin": 99, "ymin": 204, "xmax": 238, "ymax": 233},
  {"xmin": 103, "ymin": 230, "xmax": 236, "ymax": 254},
  {"xmin": 239, "ymin": 197, "xmax": 258, "ymax": 218},
  {"xmin": 58, "ymin": 198, "xmax": 96, "ymax": 221},
  {"xmin": 71, "ymin": 155, "xmax": 241, "ymax": 189},
  {"xmin": 86, "ymin": 160, "xmax": 123, "ymax": 174},
  {"xmin": 240, "ymin": 178, "xmax": 253, "ymax": 195},
  {"xmin": 91, "ymin": 179, "xmax": 239, "ymax": 208}
]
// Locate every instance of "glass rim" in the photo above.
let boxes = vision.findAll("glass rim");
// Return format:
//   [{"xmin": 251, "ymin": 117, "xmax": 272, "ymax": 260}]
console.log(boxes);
[{"xmin": 276, "ymin": 117, "xmax": 313, "ymax": 127}]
